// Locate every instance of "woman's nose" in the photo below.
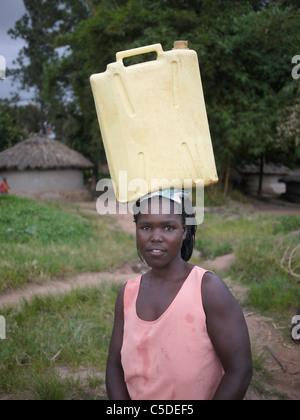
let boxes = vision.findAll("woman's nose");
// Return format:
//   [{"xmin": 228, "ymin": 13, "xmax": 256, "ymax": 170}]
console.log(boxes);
[{"xmin": 150, "ymin": 229, "xmax": 163, "ymax": 242}]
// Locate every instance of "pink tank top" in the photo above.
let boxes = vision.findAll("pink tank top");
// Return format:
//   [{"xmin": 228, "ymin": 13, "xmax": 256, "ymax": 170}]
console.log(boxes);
[{"xmin": 121, "ymin": 266, "xmax": 224, "ymax": 400}]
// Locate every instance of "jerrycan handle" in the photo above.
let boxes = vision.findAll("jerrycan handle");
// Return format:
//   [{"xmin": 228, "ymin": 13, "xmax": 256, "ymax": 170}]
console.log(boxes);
[{"xmin": 116, "ymin": 44, "xmax": 163, "ymax": 64}]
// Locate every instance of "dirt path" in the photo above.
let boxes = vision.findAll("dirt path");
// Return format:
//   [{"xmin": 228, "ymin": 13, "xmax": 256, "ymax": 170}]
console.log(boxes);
[
  {"xmin": 1, "ymin": 200, "xmax": 299, "ymax": 400},
  {"xmin": 0, "ymin": 265, "xmax": 136, "ymax": 309},
  {"xmin": 243, "ymin": 311, "xmax": 299, "ymax": 400}
]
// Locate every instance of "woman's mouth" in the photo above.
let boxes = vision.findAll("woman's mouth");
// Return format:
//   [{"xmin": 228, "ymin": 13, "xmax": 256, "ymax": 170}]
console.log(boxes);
[{"xmin": 148, "ymin": 249, "xmax": 166, "ymax": 255}]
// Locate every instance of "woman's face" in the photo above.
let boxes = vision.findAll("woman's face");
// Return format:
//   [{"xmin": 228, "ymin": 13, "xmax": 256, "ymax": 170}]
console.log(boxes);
[{"xmin": 135, "ymin": 197, "xmax": 187, "ymax": 269}]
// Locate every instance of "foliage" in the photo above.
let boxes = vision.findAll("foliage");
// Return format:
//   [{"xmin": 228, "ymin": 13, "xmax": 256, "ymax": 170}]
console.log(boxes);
[
  {"xmin": 0, "ymin": 107, "xmax": 24, "ymax": 151},
  {"xmin": 8, "ymin": 0, "xmax": 90, "ymax": 134},
  {"xmin": 7, "ymin": 0, "xmax": 300, "ymax": 171},
  {"xmin": 0, "ymin": 99, "xmax": 41, "ymax": 151}
]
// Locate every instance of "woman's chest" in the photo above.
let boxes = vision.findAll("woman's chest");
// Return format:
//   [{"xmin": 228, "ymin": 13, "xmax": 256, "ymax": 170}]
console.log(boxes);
[{"xmin": 136, "ymin": 281, "xmax": 185, "ymax": 322}]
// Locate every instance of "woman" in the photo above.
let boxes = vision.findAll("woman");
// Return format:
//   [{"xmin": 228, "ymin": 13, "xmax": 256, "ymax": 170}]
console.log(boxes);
[{"xmin": 106, "ymin": 190, "xmax": 252, "ymax": 400}]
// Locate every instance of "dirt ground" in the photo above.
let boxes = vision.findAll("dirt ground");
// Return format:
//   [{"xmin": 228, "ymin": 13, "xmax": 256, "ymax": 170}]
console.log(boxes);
[{"xmin": 0, "ymin": 197, "xmax": 299, "ymax": 400}]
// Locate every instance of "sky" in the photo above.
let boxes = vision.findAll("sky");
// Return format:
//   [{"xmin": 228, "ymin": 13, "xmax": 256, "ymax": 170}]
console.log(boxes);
[{"xmin": 0, "ymin": 0, "xmax": 34, "ymax": 102}]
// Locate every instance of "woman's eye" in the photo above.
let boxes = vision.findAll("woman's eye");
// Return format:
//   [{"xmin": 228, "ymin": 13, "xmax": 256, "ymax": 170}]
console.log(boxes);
[
  {"xmin": 142, "ymin": 226, "xmax": 151, "ymax": 231},
  {"xmin": 165, "ymin": 226, "xmax": 173, "ymax": 231}
]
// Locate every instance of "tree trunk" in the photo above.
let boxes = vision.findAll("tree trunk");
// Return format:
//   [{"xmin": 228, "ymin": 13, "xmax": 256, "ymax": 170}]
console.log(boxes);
[
  {"xmin": 258, "ymin": 154, "xmax": 264, "ymax": 197},
  {"xmin": 224, "ymin": 159, "xmax": 231, "ymax": 197}
]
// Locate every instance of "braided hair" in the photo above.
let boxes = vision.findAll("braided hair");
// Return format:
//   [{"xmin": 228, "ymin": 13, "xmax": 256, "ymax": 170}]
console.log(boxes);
[
  {"xmin": 133, "ymin": 195, "xmax": 197, "ymax": 262},
  {"xmin": 180, "ymin": 196, "xmax": 197, "ymax": 262}
]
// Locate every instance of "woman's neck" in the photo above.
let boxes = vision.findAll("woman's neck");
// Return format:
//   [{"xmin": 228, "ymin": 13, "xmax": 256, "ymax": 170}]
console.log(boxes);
[{"xmin": 149, "ymin": 257, "xmax": 192, "ymax": 284}]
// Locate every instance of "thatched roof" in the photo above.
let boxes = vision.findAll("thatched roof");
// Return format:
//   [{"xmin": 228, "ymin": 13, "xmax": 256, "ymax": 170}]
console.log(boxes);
[
  {"xmin": 279, "ymin": 169, "xmax": 300, "ymax": 184},
  {"xmin": 0, "ymin": 135, "xmax": 94, "ymax": 171}
]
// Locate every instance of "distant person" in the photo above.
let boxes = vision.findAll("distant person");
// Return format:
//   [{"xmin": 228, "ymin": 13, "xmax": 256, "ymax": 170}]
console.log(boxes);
[{"xmin": 0, "ymin": 178, "xmax": 9, "ymax": 195}]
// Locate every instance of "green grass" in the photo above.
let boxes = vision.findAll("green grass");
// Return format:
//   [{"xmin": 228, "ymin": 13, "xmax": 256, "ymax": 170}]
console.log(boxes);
[
  {"xmin": 0, "ymin": 196, "xmax": 136, "ymax": 292},
  {"xmin": 0, "ymin": 283, "xmax": 119, "ymax": 399},
  {"xmin": 196, "ymin": 212, "xmax": 299, "ymax": 258},
  {"xmin": 196, "ymin": 211, "xmax": 300, "ymax": 314},
  {"xmin": 0, "ymin": 196, "xmax": 93, "ymax": 244},
  {"xmin": 0, "ymin": 196, "xmax": 137, "ymax": 399}
]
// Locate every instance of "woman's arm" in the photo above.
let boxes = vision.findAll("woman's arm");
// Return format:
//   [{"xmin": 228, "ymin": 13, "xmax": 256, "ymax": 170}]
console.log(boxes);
[
  {"xmin": 202, "ymin": 272, "xmax": 253, "ymax": 400},
  {"xmin": 106, "ymin": 283, "xmax": 131, "ymax": 400}
]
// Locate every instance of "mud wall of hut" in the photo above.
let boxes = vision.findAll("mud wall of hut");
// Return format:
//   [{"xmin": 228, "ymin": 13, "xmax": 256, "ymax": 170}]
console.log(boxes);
[{"xmin": 0, "ymin": 169, "xmax": 84, "ymax": 193}]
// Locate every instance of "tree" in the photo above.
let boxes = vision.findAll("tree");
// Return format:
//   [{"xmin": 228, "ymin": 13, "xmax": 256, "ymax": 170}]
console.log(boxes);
[
  {"xmin": 43, "ymin": 0, "xmax": 253, "ymax": 164},
  {"xmin": 203, "ymin": 5, "xmax": 300, "ymax": 194},
  {"xmin": 0, "ymin": 99, "xmax": 41, "ymax": 151},
  {"xmin": 8, "ymin": 0, "xmax": 90, "ymax": 134},
  {"xmin": 9, "ymin": 0, "xmax": 300, "ymax": 182},
  {"xmin": 0, "ymin": 108, "xmax": 24, "ymax": 152}
]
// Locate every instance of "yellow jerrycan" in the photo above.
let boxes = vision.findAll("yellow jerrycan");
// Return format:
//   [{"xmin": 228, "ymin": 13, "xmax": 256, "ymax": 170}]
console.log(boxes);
[{"xmin": 90, "ymin": 42, "xmax": 218, "ymax": 202}]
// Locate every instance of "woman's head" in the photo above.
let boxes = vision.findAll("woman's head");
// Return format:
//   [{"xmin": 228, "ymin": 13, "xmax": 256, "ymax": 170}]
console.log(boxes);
[{"xmin": 133, "ymin": 190, "xmax": 197, "ymax": 267}]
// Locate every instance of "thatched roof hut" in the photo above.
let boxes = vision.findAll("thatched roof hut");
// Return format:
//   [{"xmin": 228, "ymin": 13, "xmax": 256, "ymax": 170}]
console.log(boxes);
[
  {"xmin": 279, "ymin": 169, "xmax": 300, "ymax": 184},
  {"xmin": 0, "ymin": 135, "xmax": 94, "ymax": 201},
  {"xmin": 238, "ymin": 163, "xmax": 291, "ymax": 197},
  {"xmin": 0, "ymin": 135, "xmax": 93, "ymax": 171},
  {"xmin": 279, "ymin": 169, "xmax": 300, "ymax": 203}
]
